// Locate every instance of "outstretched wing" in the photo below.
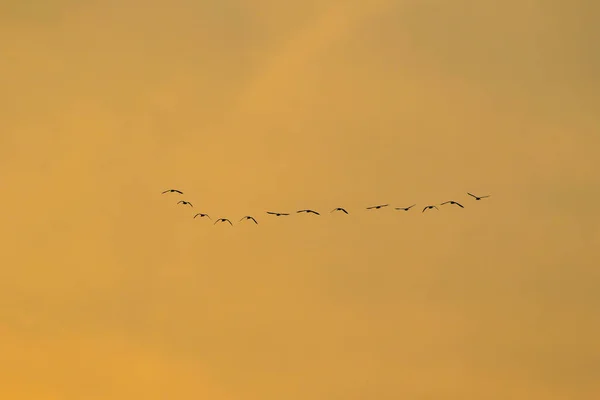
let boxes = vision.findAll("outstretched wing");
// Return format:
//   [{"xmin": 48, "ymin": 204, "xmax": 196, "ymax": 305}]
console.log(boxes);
[
  {"xmin": 456, "ymin": 202, "xmax": 464, "ymax": 208},
  {"xmin": 467, "ymin": 192, "xmax": 477, "ymax": 198},
  {"xmin": 250, "ymin": 217, "xmax": 258, "ymax": 224},
  {"xmin": 341, "ymin": 208, "xmax": 348, "ymax": 214}
]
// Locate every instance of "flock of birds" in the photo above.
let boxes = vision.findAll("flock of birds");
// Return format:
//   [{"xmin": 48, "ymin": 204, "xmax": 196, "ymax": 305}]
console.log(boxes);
[{"xmin": 161, "ymin": 189, "xmax": 491, "ymax": 226}]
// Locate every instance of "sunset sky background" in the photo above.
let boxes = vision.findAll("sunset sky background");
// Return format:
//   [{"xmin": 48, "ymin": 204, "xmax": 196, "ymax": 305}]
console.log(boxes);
[{"xmin": 1, "ymin": 0, "xmax": 599, "ymax": 398}]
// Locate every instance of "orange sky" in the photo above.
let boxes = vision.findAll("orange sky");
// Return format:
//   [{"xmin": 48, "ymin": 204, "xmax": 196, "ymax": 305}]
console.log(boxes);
[{"xmin": 1, "ymin": 0, "xmax": 599, "ymax": 399}]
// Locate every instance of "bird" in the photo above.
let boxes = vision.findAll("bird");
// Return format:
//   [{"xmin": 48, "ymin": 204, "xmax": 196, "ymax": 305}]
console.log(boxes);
[
  {"xmin": 266, "ymin": 211, "xmax": 290, "ymax": 216},
  {"xmin": 330, "ymin": 207, "xmax": 349, "ymax": 214},
  {"xmin": 395, "ymin": 204, "xmax": 416, "ymax": 211},
  {"xmin": 422, "ymin": 205, "xmax": 438, "ymax": 212},
  {"xmin": 467, "ymin": 192, "xmax": 490, "ymax": 200},
  {"xmin": 177, "ymin": 200, "xmax": 193, "ymax": 207},
  {"xmin": 366, "ymin": 204, "xmax": 389, "ymax": 210},
  {"xmin": 297, "ymin": 209, "xmax": 320, "ymax": 215},
  {"xmin": 441, "ymin": 200, "xmax": 464, "ymax": 208},
  {"xmin": 239, "ymin": 216, "xmax": 258, "ymax": 224},
  {"xmin": 162, "ymin": 189, "xmax": 183, "ymax": 194},
  {"xmin": 193, "ymin": 213, "xmax": 211, "ymax": 220},
  {"xmin": 214, "ymin": 218, "xmax": 233, "ymax": 226}
]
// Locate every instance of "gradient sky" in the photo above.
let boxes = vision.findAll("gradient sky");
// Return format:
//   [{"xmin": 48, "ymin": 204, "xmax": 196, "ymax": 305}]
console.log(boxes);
[{"xmin": 1, "ymin": 0, "xmax": 599, "ymax": 399}]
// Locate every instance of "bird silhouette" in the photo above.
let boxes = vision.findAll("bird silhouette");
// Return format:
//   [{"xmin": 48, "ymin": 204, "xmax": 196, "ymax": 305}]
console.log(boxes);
[
  {"xmin": 266, "ymin": 211, "xmax": 290, "ymax": 216},
  {"xmin": 330, "ymin": 207, "xmax": 349, "ymax": 214},
  {"xmin": 422, "ymin": 205, "xmax": 438, "ymax": 212},
  {"xmin": 214, "ymin": 218, "xmax": 233, "ymax": 226},
  {"xmin": 297, "ymin": 209, "xmax": 320, "ymax": 215},
  {"xmin": 162, "ymin": 189, "xmax": 183, "ymax": 194},
  {"xmin": 239, "ymin": 216, "xmax": 258, "ymax": 224},
  {"xmin": 193, "ymin": 213, "xmax": 211, "ymax": 220},
  {"xmin": 177, "ymin": 200, "xmax": 193, "ymax": 207},
  {"xmin": 366, "ymin": 204, "xmax": 389, "ymax": 210},
  {"xmin": 441, "ymin": 201, "xmax": 464, "ymax": 208},
  {"xmin": 467, "ymin": 192, "xmax": 490, "ymax": 200},
  {"xmin": 395, "ymin": 204, "xmax": 416, "ymax": 211}
]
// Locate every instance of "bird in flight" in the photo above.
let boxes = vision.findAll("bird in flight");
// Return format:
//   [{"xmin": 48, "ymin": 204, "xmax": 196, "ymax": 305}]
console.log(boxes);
[
  {"xmin": 422, "ymin": 205, "xmax": 438, "ymax": 212},
  {"xmin": 395, "ymin": 204, "xmax": 416, "ymax": 211},
  {"xmin": 467, "ymin": 192, "xmax": 490, "ymax": 200},
  {"xmin": 177, "ymin": 200, "xmax": 193, "ymax": 207},
  {"xmin": 441, "ymin": 200, "xmax": 464, "ymax": 208},
  {"xmin": 162, "ymin": 189, "xmax": 183, "ymax": 194},
  {"xmin": 239, "ymin": 216, "xmax": 258, "ymax": 224},
  {"xmin": 193, "ymin": 213, "xmax": 211, "ymax": 220},
  {"xmin": 366, "ymin": 204, "xmax": 389, "ymax": 210},
  {"xmin": 266, "ymin": 211, "xmax": 290, "ymax": 216},
  {"xmin": 330, "ymin": 207, "xmax": 349, "ymax": 214},
  {"xmin": 214, "ymin": 218, "xmax": 233, "ymax": 226},
  {"xmin": 297, "ymin": 209, "xmax": 320, "ymax": 215}
]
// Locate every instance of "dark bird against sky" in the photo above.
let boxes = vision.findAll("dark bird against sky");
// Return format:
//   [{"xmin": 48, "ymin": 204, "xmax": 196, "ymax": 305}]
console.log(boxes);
[
  {"xmin": 193, "ymin": 213, "xmax": 211, "ymax": 219},
  {"xmin": 422, "ymin": 205, "xmax": 439, "ymax": 212},
  {"xmin": 330, "ymin": 207, "xmax": 349, "ymax": 214},
  {"xmin": 266, "ymin": 211, "xmax": 290, "ymax": 216},
  {"xmin": 214, "ymin": 218, "xmax": 233, "ymax": 226},
  {"xmin": 441, "ymin": 201, "xmax": 464, "ymax": 208},
  {"xmin": 395, "ymin": 204, "xmax": 416, "ymax": 211},
  {"xmin": 366, "ymin": 204, "xmax": 389, "ymax": 210},
  {"xmin": 467, "ymin": 192, "xmax": 490, "ymax": 200},
  {"xmin": 240, "ymin": 216, "xmax": 258, "ymax": 224},
  {"xmin": 297, "ymin": 209, "xmax": 320, "ymax": 215},
  {"xmin": 162, "ymin": 189, "xmax": 183, "ymax": 194},
  {"xmin": 177, "ymin": 200, "xmax": 193, "ymax": 207}
]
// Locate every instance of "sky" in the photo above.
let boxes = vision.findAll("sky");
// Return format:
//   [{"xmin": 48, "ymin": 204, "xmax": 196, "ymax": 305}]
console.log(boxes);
[{"xmin": 1, "ymin": 0, "xmax": 599, "ymax": 398}]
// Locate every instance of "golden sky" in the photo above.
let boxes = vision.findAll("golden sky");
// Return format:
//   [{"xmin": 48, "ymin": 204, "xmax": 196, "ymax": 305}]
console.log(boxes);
[{"xmin": 1, "ymin": 0, "xmax": 599, "ymax": 398}]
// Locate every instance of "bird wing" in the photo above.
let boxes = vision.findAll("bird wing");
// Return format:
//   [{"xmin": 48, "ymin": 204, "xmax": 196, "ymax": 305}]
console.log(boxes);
[
  {"xmin": 162, "ymin": 190, "xmax": 169, "ymax": 194},
  {"xmin": 481, "ymin": 195, "xmax": 490, "ymax": 198},
  {"xmin": 441, "ymin": 201, "xmax": 450, "ymax": 205},
  {"xmin": 250, "ymin": 217, "xmax": 258, "ymax": 224},
  {"xmin": 456, "ymin": 202, "xmax": 464, "ymax": 208},
  {"xmin": 266, "ymin": 211, "xmax": 276, "ymax": 215},
  {"xmin": 434, "ymin": 206, "xmax": 439, "ymax": 210},
  {"xmin": 188, "ymin": 203, "xmax": 193, "ymax": 207},
  {"xmin": 312, "ymin": 211, "xmax": 320, "ymax": 215},
  {"xmin": 408, "ymin": 204, "xmax": 416, "ymax": 209},
  {"xmin": 226, "ymin": 219, "xmax": 232, "ymax": 225},
  {"xmin": 239, "ymin": 217, "xmax": 246, "ymax": 222},
  {"xmin": 296, "ymin": 210, "xmax": 305, "ymax": 213},
  {"xmin": 175, "ymin": 190, "xmax": 183, "ymax": 194},
  {"xmin": 422, "ymin": 207, "xmax": 428, "ymax": 212},
  {"xmin": 282, "ymin": 213, "xmax": 289, "ymax": 215},
  {"xmin": 342, "ymin": 208, "xmax": 348, "ymax": 214},
  {"xmin": 467, "ymin": 192, "xmax": 477, "ymax": 198}
]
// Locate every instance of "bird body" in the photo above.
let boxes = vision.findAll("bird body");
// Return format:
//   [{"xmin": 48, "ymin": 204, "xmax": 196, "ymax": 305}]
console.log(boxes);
[
  {"xmin": 441, "ymin": 201, "xmax": 464, "ymax": 208},
  {"xmin": 297, "ymin": 209, "xmax": 320, "ymax": 215},
  {"xmin": 266, "ymin": 211, "xmax": 289, "ymax": 216},
  {"xmin": 366, "ymin": 204, "xmax": 389, "ymax": 210},
  {"xmin": 467, "ymin": 192, "xmax": 490, "ymax": 200},
  {"xmin": 331, "ymin": 207, "xmax": 349, "ymax": 214},
  {"xmin": 395, "ymin": 204, "xmax": 416, "ymax": 211}
]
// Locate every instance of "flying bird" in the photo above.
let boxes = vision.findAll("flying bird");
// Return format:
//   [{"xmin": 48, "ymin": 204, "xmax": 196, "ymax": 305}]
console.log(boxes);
[
  {"xmin": 239, "ymin": 216, "xmax": 258, "ymax": 224},
  {"xmin": 266, "ymin": 211, "xmax": 290, "ymax": 216},
  {"xmin": 422, "ymin": 205, "xmax": 438, "ymax": 212},
  {"xmin": 297, "ymin": 209, "xmax": 320, "ymax": 215},
  {"xmin": 193, "ymin": 213, "xmax": 211, "ymax": 220},
  {"xmin": 177, "ymin": 200, "xmax": 193, "ymax": 207},
  {"xmin": 214, "ymin": 218, "xmax": 233, "ymax": 226},
  {"xmin": 395, "ymin": 204, "xmax": 416, "ymax": 211},
  {"xmin": 366, "ymin": 204, "xmax": 389, "ymax": 210},
  {"xmin": 441, "ymin": 200, "xmax": 464, "ymax": 208},
  {"xmin": 467, "ymin": 192, "xmax": 490, "ymax": 200},
  {"xmin": 162, "ymin": 189, "xmax": 183, "ymax": 194},
  {"xmin": 330, "ymin": 207, "xmax": 349, "ymax": 214}
]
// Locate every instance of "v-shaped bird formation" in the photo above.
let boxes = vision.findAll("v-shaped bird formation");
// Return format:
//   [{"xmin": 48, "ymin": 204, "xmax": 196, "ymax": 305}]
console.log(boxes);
[{"xmin": 160, "ymin": 189, "xmax": 490, "ymax": 226}]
